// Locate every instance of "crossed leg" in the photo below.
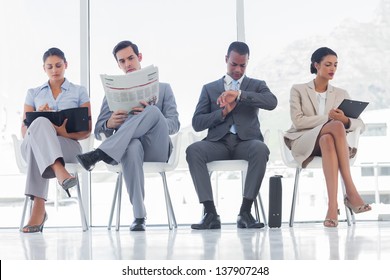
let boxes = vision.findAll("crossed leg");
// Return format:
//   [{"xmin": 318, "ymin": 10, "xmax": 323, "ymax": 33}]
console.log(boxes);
[{"xmin": 312, "ymin": 121, "xmax": 367, "ymax": 223}]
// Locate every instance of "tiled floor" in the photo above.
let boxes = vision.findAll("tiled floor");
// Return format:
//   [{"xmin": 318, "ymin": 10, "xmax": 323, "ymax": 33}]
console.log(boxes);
[{"xmin": 1, "ymin": 221, "xmax": 390, "ymax": 260}]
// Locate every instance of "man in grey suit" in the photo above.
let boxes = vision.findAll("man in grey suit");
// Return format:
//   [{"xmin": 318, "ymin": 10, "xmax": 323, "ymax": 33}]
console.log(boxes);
[
  {"xmin": 186, "ymin": 41, "xmax": 277, "ymax": 230},
  {"xmin": 77, "ymin": 40, "xmax": 180, "ymax": 231}
]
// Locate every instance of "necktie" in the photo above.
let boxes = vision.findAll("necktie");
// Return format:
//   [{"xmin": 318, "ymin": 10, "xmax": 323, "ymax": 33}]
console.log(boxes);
[
  {"xmin": 231, "ymin": 80, "xmax": 239, "ymax": 91},
  {"xmin": 229, "ymin": 80, "xmax": 239, "ymax": 134}
]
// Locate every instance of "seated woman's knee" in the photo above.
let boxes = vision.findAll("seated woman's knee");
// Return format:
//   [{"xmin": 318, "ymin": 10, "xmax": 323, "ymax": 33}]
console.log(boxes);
[
  {"xmin": 329, "ymin": 120, "xmax": 345, "ymax": 133},
  {"xmin": 29, "ymin": 117, "xmax": 52, "ymax": 130},
  {"xmin": 319, "ymin": 133, "xmax": 335, "ymax": 149}
]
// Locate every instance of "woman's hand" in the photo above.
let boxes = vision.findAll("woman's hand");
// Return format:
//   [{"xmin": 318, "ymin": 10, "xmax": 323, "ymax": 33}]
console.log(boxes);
[
  {"xmin": 329, "ymin": 108, "xmax": 350, "ymax": 127},
  {"xmin": 54, "ymin": 119, "xmax": 70, "ymax": 137},
  {"xmin": 37, "ymin": 103, "xmax": 52, "ymax": 112}
]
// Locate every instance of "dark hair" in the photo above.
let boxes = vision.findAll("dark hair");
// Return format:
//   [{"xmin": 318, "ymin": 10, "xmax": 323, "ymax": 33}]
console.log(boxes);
[
  {"xmin": 112, "ymin": 40, "xmax": 139, "ymax": 61},
  {"xmin": 42, "ymin": 47, "xmax": 67, "ymax": 63},
  {"xmin": 227, "ymin": 41, "xmax": 250, "ymax": 57},
  {"xmin": 310, "ymin": 47, "xmax": 337, "ymax": 74}
]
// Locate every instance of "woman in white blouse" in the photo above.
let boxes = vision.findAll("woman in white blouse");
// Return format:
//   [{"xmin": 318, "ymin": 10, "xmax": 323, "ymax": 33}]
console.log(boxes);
[{"xmin": 284, "ymin": 47, "xmax": 371, "ymax": 227}]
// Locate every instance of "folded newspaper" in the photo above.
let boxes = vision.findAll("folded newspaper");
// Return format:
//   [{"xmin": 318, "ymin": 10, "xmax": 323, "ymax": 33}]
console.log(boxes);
[{"xmin": 100, "ymin": 65, "xmax": 159, "ymax": 113}]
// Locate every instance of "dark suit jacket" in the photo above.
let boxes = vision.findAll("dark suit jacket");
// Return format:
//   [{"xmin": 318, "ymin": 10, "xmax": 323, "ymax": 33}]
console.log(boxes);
[{"xmin": 192, "ymin": 76, "xmax": 277, "ymax": 141}]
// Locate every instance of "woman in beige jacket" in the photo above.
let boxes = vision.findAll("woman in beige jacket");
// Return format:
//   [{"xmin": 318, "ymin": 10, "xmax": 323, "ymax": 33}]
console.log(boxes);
[{"xmin": 284, "ymin": 47, "xmax": 371, "ymax": 227}]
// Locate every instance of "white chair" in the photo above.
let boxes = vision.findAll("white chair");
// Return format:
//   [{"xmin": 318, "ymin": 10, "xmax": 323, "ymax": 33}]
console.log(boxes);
[
  {"xmin": 188, "ymin": 130, "xmax": 270, "ymax": 226},
  {"xmin": 106, "ymin": 132, "xmax": 182, "ymax": 230},
  {"xmin": 13, "ymin": 134, "xmax": 93, "ymax": 231},
  {"xmin": 278, "ymin": 128, "xmax": 362, "ymax": 227}
]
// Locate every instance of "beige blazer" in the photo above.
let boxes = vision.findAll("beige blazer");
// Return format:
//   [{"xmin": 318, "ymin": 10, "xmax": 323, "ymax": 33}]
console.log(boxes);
[{"xmin": 284, "ymin": 80, "xmax": 365, "ymax": 167}]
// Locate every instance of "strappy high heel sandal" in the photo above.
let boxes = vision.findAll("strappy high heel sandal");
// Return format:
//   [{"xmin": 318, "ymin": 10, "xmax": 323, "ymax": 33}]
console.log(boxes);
[
  {"xmin": 59, "ymin": 177, "xmax": 78, "ymax": 197},
  {"xmin": 323, "ymin": 209, "xmax": 340, "ymax": 228},
  {"xmin": 323, "ymin": 218, "xmax": 338, "ymax": 227},
  {"xmin": 344, "ymin": 196, "xmax": 372, "ymax": 214},
  {"xmin": 22, "ymin": 212, "xmax": 48, "ymax": 233}
]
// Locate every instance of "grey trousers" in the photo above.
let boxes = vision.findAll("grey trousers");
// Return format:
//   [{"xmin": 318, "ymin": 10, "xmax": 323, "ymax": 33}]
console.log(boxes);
[
  {"xmin": 186, "ymin": 133, "xmax": 269, "ymax": 203},
  {"xmin": 21, "ymin": 117, "xmax": 81, "ymax": 200},
  {"xmin": 99, "ymin": 106, "xmax": 170, "ymax": 218}
]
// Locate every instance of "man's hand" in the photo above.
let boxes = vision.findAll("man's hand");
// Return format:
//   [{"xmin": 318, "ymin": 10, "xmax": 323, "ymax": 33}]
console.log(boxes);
[
  {"xmin": 106, "ymin": 110, "xmax": 128, "ymax": 129},
  {"xmin": 217, "ymin": 90, "xmax": 238, "ymax": 116},
  {"xmin": 130, "ymin": 100, "xmax": 149, "ymax": 115}
]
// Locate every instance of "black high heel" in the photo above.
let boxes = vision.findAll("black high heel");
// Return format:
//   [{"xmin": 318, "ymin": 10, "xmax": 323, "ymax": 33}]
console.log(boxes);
[{"xmin": 21, "ymin": 212, "xmax": 48, "ymax": 233}]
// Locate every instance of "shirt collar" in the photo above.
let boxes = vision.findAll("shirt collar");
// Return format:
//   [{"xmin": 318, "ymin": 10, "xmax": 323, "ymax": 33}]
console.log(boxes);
[
  {"xmin": 224, "ymin": 74, "xmax": 245, "ymax": 86},
  {"xmin": 39, "ymin": 78, "xmax": 70, "ymax": 91}
]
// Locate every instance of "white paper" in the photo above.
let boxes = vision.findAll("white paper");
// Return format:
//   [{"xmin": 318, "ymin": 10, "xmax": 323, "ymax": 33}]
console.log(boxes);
[{"xmin": 100, "ymin": 65, "xmax": 159, "ymax": 113}]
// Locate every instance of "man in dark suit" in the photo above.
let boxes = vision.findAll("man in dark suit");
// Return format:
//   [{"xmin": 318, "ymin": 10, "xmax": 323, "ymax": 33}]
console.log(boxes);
[{"xmin": 186, "ymin": 41, "xmax": 277, "ymax": 230}]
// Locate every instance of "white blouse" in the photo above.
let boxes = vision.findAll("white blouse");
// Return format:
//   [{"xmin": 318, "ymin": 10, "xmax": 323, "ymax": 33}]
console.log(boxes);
[{"xmin": 316, "ymin": 91, "xmax": 327, "ymax": 116}]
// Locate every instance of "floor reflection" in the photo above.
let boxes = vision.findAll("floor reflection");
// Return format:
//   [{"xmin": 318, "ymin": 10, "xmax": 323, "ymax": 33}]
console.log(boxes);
[{"xmin": 1, "ymin": 221, "xmax": 389, "ymax": 260}]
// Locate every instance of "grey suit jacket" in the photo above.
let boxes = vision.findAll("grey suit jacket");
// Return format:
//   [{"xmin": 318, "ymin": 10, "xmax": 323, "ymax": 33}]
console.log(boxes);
[
  {"xmin": 94, "ymin": 82, "xmax": 180, "ymax": 140},
  {"xmin": 192, "ymin": 76, "xmax": 277, "ymax": 141}
]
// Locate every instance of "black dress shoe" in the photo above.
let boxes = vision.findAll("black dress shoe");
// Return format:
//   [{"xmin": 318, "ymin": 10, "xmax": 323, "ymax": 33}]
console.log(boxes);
[
  {"xmin": 76, "ymin": 149, "xmax": 103, "ymax": 171},
  {"xmin": 191, "ymin": 213, "xmax": 221, "ymax": 230},
  {"xmin": 130, "ymin": 218, "xmax": 146, "ymax": 231},
  {"xmin": 237, "ymin": 212, "xmax": 264, "ymax": 229}
]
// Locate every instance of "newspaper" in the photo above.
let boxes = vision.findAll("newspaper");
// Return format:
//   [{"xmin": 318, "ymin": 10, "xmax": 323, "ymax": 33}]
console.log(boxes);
[{"xmin": 100, "ymin": 65, "xmax": 159, "ymax": 113}]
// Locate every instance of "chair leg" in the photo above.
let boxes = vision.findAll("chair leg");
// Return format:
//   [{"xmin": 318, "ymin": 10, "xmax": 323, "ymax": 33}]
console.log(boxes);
[
  {"xmin": 115, "ymin": 173, "xmax": 122, "ymax": 231},
  {"xmin": 160, "ymin": 172, "xmax": 177, "ymax": 230},
  {"xmin": 253, "ymin": 198, "xmax": 260, "ymax": 222},
  {"xmin": 208, "ymin": 171, "xmax": 218, "ymax": 208},
  {"xmin": 108, "ymin": 172, "xmax": 122, "ymax": 230},
  {"xmin": 19, "ymin": 196, "xmax": 32, "ymax": 231},
  {"xmin": 74, "ymin": 173, "xmax": 89, "ymax": 231},
  {"xmin": 256, "ymin": 193, "xmax": 268, "ymax": 226},
  {"xmin": 341, "ymin": 178, "xmax": 355, "ymax": 226},
  {"xmin": 289, "ymin": 167, "xmax": 302, "ymax": 227},
  {"xmin": 241, "ymin": 171, "xmax": 246, "ymax": 193}
]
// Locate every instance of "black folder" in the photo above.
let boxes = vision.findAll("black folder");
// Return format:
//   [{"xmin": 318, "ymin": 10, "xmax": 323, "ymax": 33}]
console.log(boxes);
[
  {"xmin": 337, "ymin": 99, "xmax": 369, "ymax": 118},
  {"xmin": 25, "ymin": 107, "xmax": 89, "ymax": 133}
]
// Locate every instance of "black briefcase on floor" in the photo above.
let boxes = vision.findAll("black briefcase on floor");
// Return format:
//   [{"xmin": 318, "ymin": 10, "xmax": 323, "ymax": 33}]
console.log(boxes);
[{"xmin": 268, "ymin": 175, "xmax": 283, "ymax": 228}]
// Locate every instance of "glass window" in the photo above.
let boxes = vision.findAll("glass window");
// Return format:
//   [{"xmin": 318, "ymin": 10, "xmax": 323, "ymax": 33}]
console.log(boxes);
[
  {"xmin": 379, "ymin": 166, "xmax": 390, "ymax": 176},
  {"xmin": 362, "ymin": 123, "xmax": 387, "ymax": 136},
  {"xmin": 361, "ymin": 166, "xmax": 375, "ymax": 177}
]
